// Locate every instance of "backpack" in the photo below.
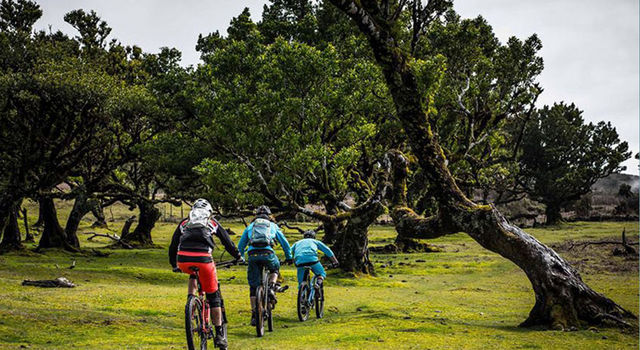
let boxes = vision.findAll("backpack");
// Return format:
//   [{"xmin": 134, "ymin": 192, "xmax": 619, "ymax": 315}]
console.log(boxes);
[{"xmin": 249, "ymin": 218, "xmax": 274, "ymax": 248}]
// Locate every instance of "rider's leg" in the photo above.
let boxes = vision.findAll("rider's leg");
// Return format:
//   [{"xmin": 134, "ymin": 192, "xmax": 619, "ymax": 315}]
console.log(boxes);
[
  {"xmin": 206, "ymin": 291, "xmax": 223, "ymax": 326},
  {"xmin": 311, "ymin": 262, "xmax": 326, "ymax": 288},
  {"xmin": 296, "ymin": 266, "xmax": 305, "ymax": 287},
  {"xmin": 247, "ymin": 256, "xmax": 260, "ymax": 325},
  {"xmin": 188, "ymin": 275, "xmax": 198, "ymax": 295},
  {"xmin": 208, "ymin": 291, "xmax": 227, "ymax": 347}
]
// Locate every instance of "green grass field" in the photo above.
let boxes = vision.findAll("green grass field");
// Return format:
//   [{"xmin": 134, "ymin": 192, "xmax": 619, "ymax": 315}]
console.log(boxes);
[{"xmin": 0, "ymin": 201, "xmax": 637, "ymax": 349}]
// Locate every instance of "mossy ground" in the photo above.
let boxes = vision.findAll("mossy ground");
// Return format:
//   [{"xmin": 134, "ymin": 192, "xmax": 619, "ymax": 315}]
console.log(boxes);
[{"xmin": 0, "ymin": 201, "xmax": 637, "ymax": 349}]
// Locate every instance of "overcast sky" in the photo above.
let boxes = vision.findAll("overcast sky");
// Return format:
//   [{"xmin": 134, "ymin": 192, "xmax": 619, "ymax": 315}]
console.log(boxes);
[{"xmin": 34, "ymin": 0, "xmax": 639, "ymax": 175}]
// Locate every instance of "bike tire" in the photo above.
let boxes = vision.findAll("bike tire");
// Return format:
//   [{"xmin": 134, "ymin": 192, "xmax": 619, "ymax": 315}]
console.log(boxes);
[
  {"xmin": 267, "ymin": 306, "xmax": 273, "ymax": 332},
  {"xmin": 185, "ymin": 295, "xmax": 207, "ymax": 350},
  {"xmin": 315, "ymin": 284, "xmax": 324, "ymax": 319},
  {"xmin": 255, "ymin": 286, "xmax": 265, "ymax": 337},
  {"xmin": 297, "ymin": 283, "xmax": 310, "ymax": 321}
]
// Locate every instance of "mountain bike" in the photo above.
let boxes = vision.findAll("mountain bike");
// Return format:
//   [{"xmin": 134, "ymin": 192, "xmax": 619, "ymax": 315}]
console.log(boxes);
[
  {"xmin": 183, "ymin": 259, "xmax": 237, "ymax": 350},
  {"xmin": 297, "ymin": 264, "xmax": 324, "ymax": 321},
  {"xmin": 255, "ymin": 260, "xmax": 282, "ymax": 337},
  {"xmin": 296, "ymin": 261, "xmax": 339, "ymax": 321}
]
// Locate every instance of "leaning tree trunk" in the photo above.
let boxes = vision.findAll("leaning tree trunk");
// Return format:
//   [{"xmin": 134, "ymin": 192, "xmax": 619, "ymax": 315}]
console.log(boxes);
[
  {"xmin": 38, "ymin": 197, "xmax": 77, "ymax": 251},
  {"xmin": 328, "ymin": 0, "xmax": 636, "ymax": 329},
  {"xmin": 331, "ymin": 200, "xmax": 386, "ymax": 274},
  {"xmin": 64, "ymin": 193, "xmax": 94, "ymax": 248},
  {"xmin": 121, "ymin": 200, "xmax": 160, "ymax": 247}
]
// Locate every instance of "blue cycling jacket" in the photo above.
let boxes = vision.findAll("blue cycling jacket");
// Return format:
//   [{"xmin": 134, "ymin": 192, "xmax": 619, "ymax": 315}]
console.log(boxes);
[
  {"xmin": 237, "ymin": 219, "xmax": 292, "ymax": 260},
  {"xmin": 290, "ymin": 238, "xmax": 334, "ymax": 265}
]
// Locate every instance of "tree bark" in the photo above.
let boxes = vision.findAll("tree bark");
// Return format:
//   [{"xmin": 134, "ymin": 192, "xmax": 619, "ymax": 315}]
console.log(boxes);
[
  {"xmin": 389, "ymin": 150, "xmax": 454, "ymax": 251},
  {"xmin": 328, "ymin": 0, "xmax": 636, "ymax": 329},
  {"xmin": 2, "ymin": 207, "xmax": 21, "ymax": 248},
  {"xmin": 331, "ymin": 200, "xmax": 386, "ymax": 274},
  {"xmin": 0, "ymin": 196, "xmax": 24, "ymax": 252},
  {"xmin": 64, "ymin": 193, "xmax": 94, "ymax": 248},
  {"xmin": 121, "ymin": 200, "xmax": 160, "ymax": 246},
  {"xmin": 90, "ymin": 201, "xmax": 108, "ymax": 228},
  {"xmin": 545, "ymin": 203, "xmax": 563, "ymax": 225},
  {"xmin": 38, "ymin": 197, "xmax": 76, "ymax": 251},
  {"xmin": 321, "ymin": 201, "xmax": 341, "ymax": 245},
  {"xmin": 33, "ymin": 198, "xmax": 45, "ymax": 227}
]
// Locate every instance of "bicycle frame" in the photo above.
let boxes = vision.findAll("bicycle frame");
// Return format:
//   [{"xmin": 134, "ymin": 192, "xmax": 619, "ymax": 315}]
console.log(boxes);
[
  {"xmin": 191, "ymin": 269, "xmax": 211, "ymax": 334},
  {"xmin": 303, "ymin": 268, "xmax": 319, "ymax": 305}
]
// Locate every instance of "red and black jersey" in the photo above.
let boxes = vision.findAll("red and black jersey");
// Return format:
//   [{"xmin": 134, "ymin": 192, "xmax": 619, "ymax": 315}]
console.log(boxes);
[{"xmin": 168, "ymin": 217, "xmax": 240, "ymax": 267}]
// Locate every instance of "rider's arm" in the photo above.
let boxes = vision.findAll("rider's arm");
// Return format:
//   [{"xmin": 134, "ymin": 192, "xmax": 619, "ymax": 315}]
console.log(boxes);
[
  {"xmin": 168, "ymin": 222, "xmax": 183, "ymax": 268},
  {"xmin": 237, "ymin": 226, "xmax": 250, "ymax": 257},
  {"xmin": 315, "ymin": 239, "xmax": 336, "ymax": 261},
  {"xmin": 213, "ymin": 219, "xmax": 242, "ymax": 259},
  {"xmin": 274, "ymin": 226, "xmax": 293, "ymax": 260}
]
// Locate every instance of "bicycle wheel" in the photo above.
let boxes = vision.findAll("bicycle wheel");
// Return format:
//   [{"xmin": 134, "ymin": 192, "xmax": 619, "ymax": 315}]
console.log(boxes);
[
  {"xmin": 185, "ymin": 295, "xmax": 207, "ymax": 350},
  {"xmin": 297, "ymin": 283, "xmax": 310, "ymax": 321},
  {"xmin": 255, "ymin": 286, "xmax": 265, "ymax": 337},
  {"xmin": 267, "ymin": 304, "xmax": 273, "ymax": 332},
  {"xmin": 315, "ymin": 283, "xmax": 324, "ymax": 319}
]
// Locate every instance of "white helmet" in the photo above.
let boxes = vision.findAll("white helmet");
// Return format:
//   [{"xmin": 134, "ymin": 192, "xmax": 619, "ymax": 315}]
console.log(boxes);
[{"xmin": 189, "ymin": 198, "xmax": 213, "ymax": 227}]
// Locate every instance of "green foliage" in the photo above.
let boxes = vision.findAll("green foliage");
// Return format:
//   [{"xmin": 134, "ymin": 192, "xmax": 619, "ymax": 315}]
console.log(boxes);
[
  {"xmin": 193, "ymin": 10, "xmax": 397, "ymax": 214},
  {"xmin": 519, "ymin": 102, "xmax": 631, "ymax": 223}
]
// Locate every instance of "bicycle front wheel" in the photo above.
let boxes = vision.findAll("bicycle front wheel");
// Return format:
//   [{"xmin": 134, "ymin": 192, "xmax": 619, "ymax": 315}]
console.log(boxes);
[
  {"xmin": 255, "ymin": 286, "xmax": 265, "ymax": 337},
  {"xmin": 185, "ymin": 295, "xmax": 207, "ymax": 350},
  {"xmin": 297, "ymin": 283, "xmax": 310, "ymax": 321},
  {"xmin": 315, "ymin": 284, "xmax": 324, "ymax": 319},
  {"xmin": 267, "ymin": 297, "xmax": 274, "ymax": 332}
]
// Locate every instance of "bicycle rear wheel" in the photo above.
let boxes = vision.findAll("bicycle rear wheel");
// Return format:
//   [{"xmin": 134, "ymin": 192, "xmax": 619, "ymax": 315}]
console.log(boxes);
[
  {"xmin": 297, "ymin": 283, "xmax": 310, "ymax": 321},
  {"xmin": 185, "ymin": 295, "xmax": 207, "ymax": 350},
  {"xmin": 315, "ymin": 284, "xmax": 324, "ymax": 319},
  {"xmin": 255, "ymin": 286, "xmax": 265, "ymax": 337}
]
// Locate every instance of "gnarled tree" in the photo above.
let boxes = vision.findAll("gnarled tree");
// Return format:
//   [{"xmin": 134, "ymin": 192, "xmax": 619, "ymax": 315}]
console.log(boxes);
[{"xmin": 328, "ymin": 0, "xmax": 636, "ymax": 329}]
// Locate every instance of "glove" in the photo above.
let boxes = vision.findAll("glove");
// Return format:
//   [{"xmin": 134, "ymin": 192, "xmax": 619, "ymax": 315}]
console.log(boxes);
[
  {"xmin": 172, "ymin": 267, "xmax": 182, "ymax": 273},
  {"xmin": 284, "ymin": 258, "xmax": 294, "ymax": 265},
  {"xmin": 331, "ymin": 261, "xmax": 340, "ymax": 268},
  {"xmin": 235, "ymin": 256, "xmax": 245, "ymax": 265}
]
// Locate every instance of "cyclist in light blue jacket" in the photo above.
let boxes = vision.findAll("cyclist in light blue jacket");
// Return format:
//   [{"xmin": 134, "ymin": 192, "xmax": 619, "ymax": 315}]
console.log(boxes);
[
  {"xmin": 290, "ymin": 230, "xmax": 339, "ymax": 288},
  {"xmin": 237, "ymin": 205, "xmax": 292, "ymax": 326}
]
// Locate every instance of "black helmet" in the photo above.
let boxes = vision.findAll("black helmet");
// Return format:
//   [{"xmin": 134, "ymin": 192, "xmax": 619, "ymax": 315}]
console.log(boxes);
[
  {"xmin": 303, "ymin": 230, "xmax": 316, "ymax": 239},
  {"xmin": 256, "ymin": 205, "xmax": 271, "ymax": 216}
]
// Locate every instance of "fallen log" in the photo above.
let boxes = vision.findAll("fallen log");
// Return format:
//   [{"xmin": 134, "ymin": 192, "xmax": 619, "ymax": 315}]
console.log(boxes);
[
  {"xmin": 22, "ymin": 277, "xmax": 75, "ymax": 288},
  {"xmin": 83, "ymin": 231, "xmax": 133, "ymax": 249}
]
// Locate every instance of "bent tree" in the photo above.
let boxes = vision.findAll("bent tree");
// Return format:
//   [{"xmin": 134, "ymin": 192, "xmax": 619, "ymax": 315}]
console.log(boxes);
[{"xmin": 328, "ymin": 0, "xmax": 636, "ymax": 329}]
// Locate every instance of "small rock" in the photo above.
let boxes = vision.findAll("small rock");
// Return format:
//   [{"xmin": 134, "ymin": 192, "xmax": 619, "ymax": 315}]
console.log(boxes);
[
  {"xmin": 403, "ymin": 316, "xmax": 411, "ymax": 319},
  {"xmin": 388, "ymin": 275, "xmax": 393, "ymax": 278},
  {"xmin": 588, "ymin": 327, "xmax": 599, "ymax": 333},
  {"xmin": 415, "ymin": 259, "xmax": 426, "ymax": 263},
  {"xmin": 282, "ymin": 324, "xmax": 288, "ymax": 328},
  {"xmin": 380, "ymin": 264, "xmax": 387, "ymax": 268},
  {"xmin": 401, "ymin": 280, "xmax": 407, "ymax": 283},
  {"xmin": 479, "ymin": 312, "xmax": 484, "ymax": 316},
  {"xmin": 435, "ymin": 310, "xmax": 442, "ymax": 313},
  {"xmin": 356, "ymin": 307, "xmax": 363, "ymax": 312},
  {"xmin": 602, "ymin": 336, "xmax": 608, "ymax": 340}
]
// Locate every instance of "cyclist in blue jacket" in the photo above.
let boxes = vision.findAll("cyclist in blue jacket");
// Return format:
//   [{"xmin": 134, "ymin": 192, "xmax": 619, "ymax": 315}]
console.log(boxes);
[
  {"xmin": 237, "ymin": 205, "xmax": 293, "ymax": 326},
  {"xmin": 290, "ymin": 230, "xmax": 339, "ymax": 289}
]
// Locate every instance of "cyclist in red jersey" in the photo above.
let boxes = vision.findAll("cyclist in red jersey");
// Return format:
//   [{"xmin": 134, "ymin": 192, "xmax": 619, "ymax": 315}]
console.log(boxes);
[{"xmin": 169, "ymin": 199, "xmax": 242, "ymax": 348}]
